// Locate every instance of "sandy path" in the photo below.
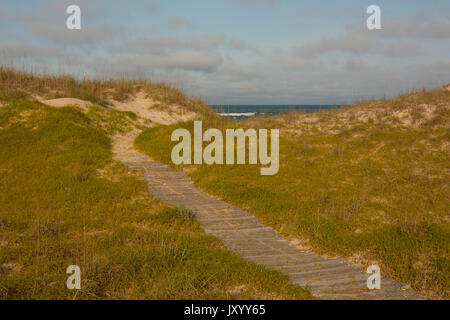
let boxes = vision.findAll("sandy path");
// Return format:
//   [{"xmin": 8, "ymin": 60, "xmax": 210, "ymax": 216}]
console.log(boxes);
[
  {"xmin": 111, "ymin": 131, "xmax": 425, "ymax": 300},
  {"xmin": 112, "ymin": 130, "xmax": 144, "ymax": 162}
]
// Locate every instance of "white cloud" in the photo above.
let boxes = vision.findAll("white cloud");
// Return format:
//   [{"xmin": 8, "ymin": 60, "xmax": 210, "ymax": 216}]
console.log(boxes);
[
  {"xmin": 294, "ymin": 30, "xmax": 420, "ymax": 58},
  {"xmin": 0, "ymin": 42, "xmax": 63, "ymax": 58},
  {"xmin": 381, "ymin": 19, "xmax": 450, "ymax": 39},
  {"xmin": 91, "ymin": 51, "xmax": 223, "ymax": 74},
  {"xmin": 126, "ymin": 34, "xmax": 225, "ymax": 54},
  {"xmin": 1, "ymin": 1, "xmax": 449, "ymax": 104},
  {"xmin": 157, "ymin": 51, "xmax": 223, "ymax": 71},
  {"xmin": 27, "ymin": 23, "xmax": 125, "ymax": 44}
]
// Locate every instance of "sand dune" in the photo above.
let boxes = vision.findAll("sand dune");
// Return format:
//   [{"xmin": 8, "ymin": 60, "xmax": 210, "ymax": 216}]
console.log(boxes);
[
  {"xmin": 108, "ymin": 91, "xmax": 196, "ymax": 125},
  {"xmin": 39, "ymin": 91, "xmax": 197, "ymax": 126},
  {"xmin": 40, "ymin": 97, "xmax": 94, "ymax": 109}
]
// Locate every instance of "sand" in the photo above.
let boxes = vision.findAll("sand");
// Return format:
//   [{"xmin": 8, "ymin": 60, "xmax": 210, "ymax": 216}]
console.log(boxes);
[
  {"xmin": 36, "ymin": 92, "xmax": 194, "ymax": 164},
  {"xmin": 40, "ymin": 97, "xmax": 94, "ymax": 109},
  {"xmin": 36, "ymin": 91, "xmax": 199, "ymax": 161},
  {"xmin": 111, "ymin": 130, "xmax": 143, "ymax": 161},
  {"xmin": 109, "ymin": 91, "xmax": 196, "ymax": 125},
  {"xmin": 37, "ymin": 90, "xmax": 197, "ymax": 126}
]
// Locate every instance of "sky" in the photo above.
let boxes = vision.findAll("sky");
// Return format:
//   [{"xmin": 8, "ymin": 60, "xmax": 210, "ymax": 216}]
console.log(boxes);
[{"xmin": 0, "ymin": 0, "xmax": 449, "ymax": 104}]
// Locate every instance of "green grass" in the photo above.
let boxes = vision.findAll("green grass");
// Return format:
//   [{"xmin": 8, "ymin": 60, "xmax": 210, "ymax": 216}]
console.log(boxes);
[
  {"xmin": 0, "ymin": 100, "xmax": 311, "ymax": 300},
  {"xmin": 85, "ymin": 105, "xmax": 151, "ymax": 135},
  {"xmin": 136, "ymin": 91, "xmax": 450, "ymax": 299}
]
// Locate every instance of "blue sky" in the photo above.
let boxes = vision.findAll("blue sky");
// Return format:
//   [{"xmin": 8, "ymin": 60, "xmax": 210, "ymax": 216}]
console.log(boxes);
[{"xmin": 1, "ymin": 0, "xmax": 449, "ymax": 104}]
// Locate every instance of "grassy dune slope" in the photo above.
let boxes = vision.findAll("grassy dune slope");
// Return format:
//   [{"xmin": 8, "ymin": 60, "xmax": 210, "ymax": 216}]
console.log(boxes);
[
  {"xmin": 0, "ymin": 99, "xmax": 310, "ymax": 299},
  {"xmin": 136, "ymin": 88, "xmax": 450, "ymax": 298},
  {"xmin": 0, "ymin": 66, "xmax": 216, "ymax": 120}
]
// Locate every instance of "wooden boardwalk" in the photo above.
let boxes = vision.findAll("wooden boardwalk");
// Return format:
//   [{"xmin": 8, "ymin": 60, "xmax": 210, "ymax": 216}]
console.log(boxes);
[{"xmin": 116, "ymin": 138, "xmax": 424, "ymax": 300}]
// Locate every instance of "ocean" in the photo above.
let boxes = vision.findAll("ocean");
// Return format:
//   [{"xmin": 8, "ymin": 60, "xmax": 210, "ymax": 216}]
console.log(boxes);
[{"xmin": 211, "ymin": 105, "xmax": 342, "ymax": 121}]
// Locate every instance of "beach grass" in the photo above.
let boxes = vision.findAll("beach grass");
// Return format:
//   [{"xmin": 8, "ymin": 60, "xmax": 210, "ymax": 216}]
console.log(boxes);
[
  {"xmin": 136, "ymin": 88, "xmax": 450, "ymax": 298},
  {"xmin": 0, "ymin": 66, "xmax": 216, "ymax": 119},
  {"xmin": 0, "ymin": 99, "xmax": 311, "ymax": 299}
]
